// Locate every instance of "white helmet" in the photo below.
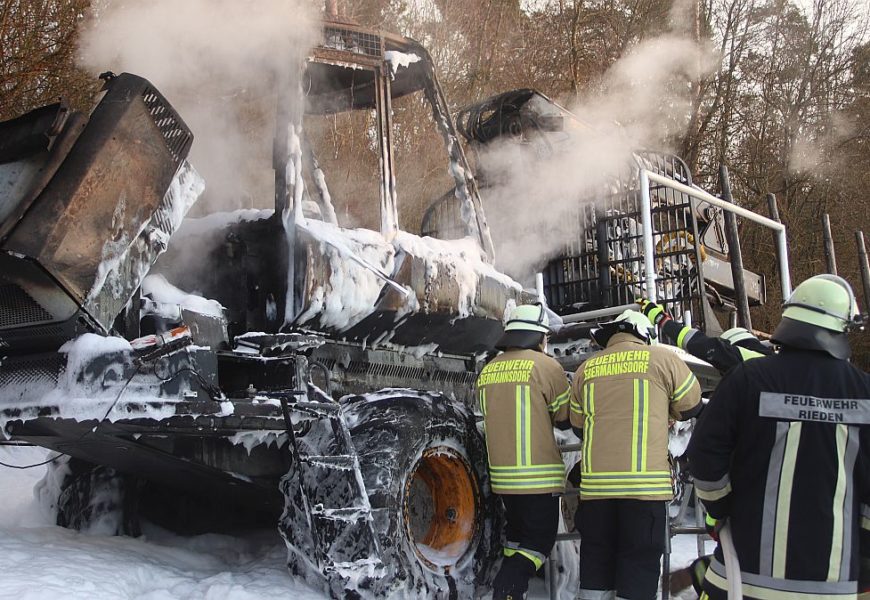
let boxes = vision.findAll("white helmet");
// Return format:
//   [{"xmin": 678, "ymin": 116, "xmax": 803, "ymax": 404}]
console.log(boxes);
[
  {"xmin": 496, "ymin": 303, "xmax": 550, "ymax": 350},
  {"xmin": 772, "ymin": 274, "xmax": 863, "ymax": 359},
  {"xmin": 504, "ymin": 303, "xmax": 551, "ymax": 334},
  {"xmin": 591, "ymin": 309, "xmax": 655, "ymax": 347}
]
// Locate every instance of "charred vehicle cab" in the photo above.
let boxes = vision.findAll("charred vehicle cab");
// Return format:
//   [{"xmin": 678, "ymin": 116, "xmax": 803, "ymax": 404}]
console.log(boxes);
[{"xmin": 0, "ymin": 16, "xmax": 529, "ymax": 599}]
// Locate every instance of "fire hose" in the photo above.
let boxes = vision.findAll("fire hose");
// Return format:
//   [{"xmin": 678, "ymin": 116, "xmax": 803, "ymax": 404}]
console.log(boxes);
[{"xmin": 719, "ymin": 523, "xmax": 743, "ymax": 600}]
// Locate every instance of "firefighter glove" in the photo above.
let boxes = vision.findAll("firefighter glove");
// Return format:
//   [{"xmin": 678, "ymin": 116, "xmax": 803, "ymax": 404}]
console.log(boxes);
[
  {"xmin": 705, "ymin": 513, "xmax": 724, "ymax": 542},
  {"xmin": 637, "ymin": 298, "xmax": 671, "ymax": 325}
]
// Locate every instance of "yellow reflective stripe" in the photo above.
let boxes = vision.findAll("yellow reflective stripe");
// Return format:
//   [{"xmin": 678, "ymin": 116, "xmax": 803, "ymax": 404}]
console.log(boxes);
[
  {"xmin": 583, "ymin": 382, "xmax": 595, "ymax": 472},
  {"xmin": 631, "ymin": 380, "xmax": 640, "ymax": 471},
  {"xmin": 493, "ymin": 480, "xmax": 564, "ymax": 490},
  {"xmin": 490, "ymin": 463, "xmax": 565, "ymax": 471},
  {"xmin": 503, "ymin": 548, "xmax": 544, "ymax": 570},
  {"xmin": 580, "ymin": 486, "xmax": 672, "ymax": 496},
  {"xmin": 492, "ymin": 475, "xmax": 565, "ymax": 483},
  {"xmin": 672, "ymin": 372, "xmax": 697, "ymax": 402},
  {"xmin": 641, "ymin": 380, "xmax": 649, "ymax": 470},
  {"xmin": 550, "ymin": 387, "xmax": 571, "ymax": 412},
  {"xmin": 632, "ymin": 379, "xmax": 649, "ymax": 472},
  {"xmin": 581, "ymin": 483, "xmax": 672, "ymax": 490},
  {"xmin": 515, "ymin": 385, "xmax": 523, "ymax": 466},
  {"xmin": 479, "ymin": 388, "xmax": 486, "ymax": 416},
  {"xmin": 582, "ymin": 477, "xmax": 672, "ymax": 485},
  {"xmin": 581, "ymin": 477, "xmax": 672, "ymax": 487},
  {"xmin": 773, "ymin": 422, "xmax": 802, "ymax": 578},
  {"xmin": 524, "ymin": 385, "xmax": 532, "ymax": 466},
  {"xmin": 676, "ymin": 326, "xmax": 692, "ymax": 348},
  {"xmin": 583, "ymin": 470, "xmax": 671, "ymax": 476},
  {"xmin": 828, "ymin": 424, "xmax": 848, "ymax": 581}
]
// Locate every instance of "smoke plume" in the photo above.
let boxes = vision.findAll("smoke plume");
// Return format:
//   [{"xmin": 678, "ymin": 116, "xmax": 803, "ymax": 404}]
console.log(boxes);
[
  {"xmin": 78, "ymin": 0, "xmax": 320, "ymax": 213},
  {"xmin": 481, "ymin": 35, "xmax": 719, "ymax": 280}
]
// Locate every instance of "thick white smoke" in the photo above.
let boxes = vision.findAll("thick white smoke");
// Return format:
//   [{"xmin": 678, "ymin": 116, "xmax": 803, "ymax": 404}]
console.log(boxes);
[
  {"xmin": 78, "ymin": 0, "xmax": 320, "ymax": 212},
  {"xmin": 481, "ymin": 35, "xmax": 719, "ymax": 280}
]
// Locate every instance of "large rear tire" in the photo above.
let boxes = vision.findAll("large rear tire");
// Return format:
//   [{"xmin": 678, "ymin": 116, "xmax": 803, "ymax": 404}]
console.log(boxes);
[{"xmin": 341, "ymin": 390, "xmax": 502, "ymax": 599}]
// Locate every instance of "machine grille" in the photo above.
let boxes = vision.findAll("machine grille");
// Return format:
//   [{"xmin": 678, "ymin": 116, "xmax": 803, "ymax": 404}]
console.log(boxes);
[
  {"xmin": 0, "ymin": 354, "xmax": 64, "ymax": 388},
  {"xmin": 0, "ymin": 283, "xmax": 53, "ymax": 328},
  {"xmin": 142, "ymin": 87, "xmax": 193, "ymax": 166},
  {"xmin": 322, "ymin": 27, "xmax": 382, "ymax": 57}
]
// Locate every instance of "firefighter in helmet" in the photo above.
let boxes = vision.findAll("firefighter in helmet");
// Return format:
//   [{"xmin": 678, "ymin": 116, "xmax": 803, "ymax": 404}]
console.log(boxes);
[
  {"xmin": 477, "ymin": 303, "xmax": 574, "ymax": 599},
  {"xmin": 638, "ymin": 298, "xmax": 775, "ymax": 596},
  {"xmin": 688, "ymin": 274, "xmax": 870, "ymax": 599},
  {"xmin": 571, "ymin": 309, "xmax": 702, "ymax": 600}
]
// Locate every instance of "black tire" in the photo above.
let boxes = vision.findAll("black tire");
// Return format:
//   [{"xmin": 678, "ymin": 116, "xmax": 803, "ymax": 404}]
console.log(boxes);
[
  {"xmin": 340, "ymin": 390, "xmax": 503, "ymax": 598},
  {"xmin": 36, "ymin": 455, "xmax": 141, "ymax": 536}
]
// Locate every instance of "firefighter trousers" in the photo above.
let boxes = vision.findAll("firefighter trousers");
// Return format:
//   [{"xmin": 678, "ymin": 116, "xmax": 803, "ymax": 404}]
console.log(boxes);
[
  {"xmin": 576, "ymin": 499, "xmax": 667, "ymax": 600},
  {"xmin": 492, "ymin": 493, "xmax": 560, "ymax": 600}
]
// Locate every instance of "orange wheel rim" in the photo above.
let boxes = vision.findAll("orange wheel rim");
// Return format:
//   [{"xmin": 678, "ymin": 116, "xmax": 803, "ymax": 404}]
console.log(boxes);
[{"xmin": 403, "ymin": 446, "xmax": 479, "ymax": 571}]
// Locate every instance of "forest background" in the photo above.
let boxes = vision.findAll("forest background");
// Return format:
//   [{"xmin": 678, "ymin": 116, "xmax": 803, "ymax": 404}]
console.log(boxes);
[{"xmin": 1, "ymin": 0, "xmax": 868, "ymax": 368}]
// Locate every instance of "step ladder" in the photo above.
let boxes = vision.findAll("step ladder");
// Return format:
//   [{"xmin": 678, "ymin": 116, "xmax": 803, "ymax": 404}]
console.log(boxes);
[{"xmin": 275, "ymin": 383, "xmax": 383, "ymax": 593}]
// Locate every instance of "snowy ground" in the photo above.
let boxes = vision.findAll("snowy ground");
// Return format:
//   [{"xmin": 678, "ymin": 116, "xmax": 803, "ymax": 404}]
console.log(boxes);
[{"xmin": 0, "ymin": 445, "xmax": 705, "ymax": 599}]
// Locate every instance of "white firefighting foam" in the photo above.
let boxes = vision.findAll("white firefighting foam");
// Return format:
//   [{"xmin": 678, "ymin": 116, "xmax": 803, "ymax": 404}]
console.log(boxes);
[{"xmin": 289, "ymin": 218, "xmax": 523, "ymax": 335}]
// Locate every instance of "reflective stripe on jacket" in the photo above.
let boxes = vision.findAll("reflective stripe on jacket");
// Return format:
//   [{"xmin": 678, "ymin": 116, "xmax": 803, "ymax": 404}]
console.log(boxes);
[
  {"xmin": 477, "ymin": 348, "xmax": 573, "ymax": 495},
  {"xmin": 570, "ymin": 333, "xmax": 702, "ymax": 501},
  {"xmin": 661, "ymin": 320, "xmax": 765, "ymax": 375},
  {"xmin": 688, "ymin": 349, "xmax": 870, "ymax": 599}
]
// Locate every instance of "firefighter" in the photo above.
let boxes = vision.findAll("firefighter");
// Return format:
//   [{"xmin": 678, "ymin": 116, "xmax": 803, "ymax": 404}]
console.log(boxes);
[
  {"xmin": 477, "ymin": 303, "xmax": 574, "ymax": 600},
  {"xmin": 637, "ymin": 297, "xmax": 772, "ymax": 374},
  {"xmin": 638, "ymin": 299, "xmax": 774, "ymax": 597},
  {"xmin": 571, "ymin": 309, "xmax": 703, "ymax": 600},
  {"xmin": 688, "ymin": 274, "xmax": 870, "ymax": 600}
]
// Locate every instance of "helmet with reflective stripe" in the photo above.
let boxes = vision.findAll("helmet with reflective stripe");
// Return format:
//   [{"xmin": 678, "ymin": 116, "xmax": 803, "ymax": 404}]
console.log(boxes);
[
  {"xmin": 720, "ymin": 327, "xmax": 756, "ymax": 346},
  {"xmin": 772, "ymin": 274, "xmax": 862, "ymax": 359},
  {"xmin": 781, "ymin": 274, "xmax": 860, "ymax": 332},
  {"xmin": 591, "ymin": 309, "xmax": 655, "ymax": 347},
  {"xmin": 504, "ymin": 303, "xmax": 550, "ymax": 334}
]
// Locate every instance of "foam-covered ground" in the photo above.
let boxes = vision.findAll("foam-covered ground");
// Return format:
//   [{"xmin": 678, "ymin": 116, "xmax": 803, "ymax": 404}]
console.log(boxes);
[{"xmin": 0, "ymin": 446, "xmax": 704, "ymax": 599}]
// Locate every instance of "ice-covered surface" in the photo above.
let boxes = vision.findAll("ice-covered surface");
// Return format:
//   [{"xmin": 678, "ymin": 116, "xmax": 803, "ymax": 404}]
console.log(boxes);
[
  {"xmin": 0, "ymin": 445, "xmax": 704, "ymax": 599},
  {"xmin": 142, "ymin": 274, "xmax": 225, "ymax": 318}
]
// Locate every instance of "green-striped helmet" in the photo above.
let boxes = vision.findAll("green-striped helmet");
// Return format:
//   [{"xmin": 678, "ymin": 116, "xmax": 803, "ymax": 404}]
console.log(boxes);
[
  {"xmin": 781, "ymin": 274, "xmax": 860, "ymax": 332},
  {"xmin": 772, "ymin": 274, "xmax": 862, "ymax": 359}
]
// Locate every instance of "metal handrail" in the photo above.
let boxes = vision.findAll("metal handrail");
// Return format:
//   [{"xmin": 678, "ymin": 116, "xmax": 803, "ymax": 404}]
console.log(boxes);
[{"xmin": 641, "ymin": 170, "xmax": 792, "ymax": 300}]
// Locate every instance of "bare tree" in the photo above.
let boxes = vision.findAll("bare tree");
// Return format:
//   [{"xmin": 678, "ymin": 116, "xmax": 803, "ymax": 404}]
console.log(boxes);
[{"xmin": 0, "ymin": 0, "xmax": 95, "ymax": 120}]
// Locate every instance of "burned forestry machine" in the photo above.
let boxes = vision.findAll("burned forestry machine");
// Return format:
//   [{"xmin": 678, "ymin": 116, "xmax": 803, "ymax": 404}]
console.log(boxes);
[
  {"xmin": 423, "ymin": 88, "xmax": 792, "ymax": 389},
  {"xmin": 0, "ymin": 19, "xmax": 525, "ymax": 600}
]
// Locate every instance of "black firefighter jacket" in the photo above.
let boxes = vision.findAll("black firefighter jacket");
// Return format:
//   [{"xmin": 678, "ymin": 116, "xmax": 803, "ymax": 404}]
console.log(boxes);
[{"xmin": 688, "ymin": 348, "xmax": 870, "ymax": 600}]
